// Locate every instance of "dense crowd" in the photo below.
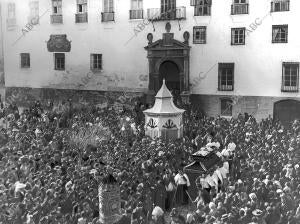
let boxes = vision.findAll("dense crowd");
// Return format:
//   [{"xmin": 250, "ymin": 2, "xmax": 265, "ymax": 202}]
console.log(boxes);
[{"xmin": 0, "ymin": 99, "xmax": 299, "ymax": 224}]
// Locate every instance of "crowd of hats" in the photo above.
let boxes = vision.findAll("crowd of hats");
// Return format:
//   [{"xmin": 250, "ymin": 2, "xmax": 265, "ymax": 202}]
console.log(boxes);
[{"xmin": 0, "ymin": 101, "xmax": 300, "ymax": 224}]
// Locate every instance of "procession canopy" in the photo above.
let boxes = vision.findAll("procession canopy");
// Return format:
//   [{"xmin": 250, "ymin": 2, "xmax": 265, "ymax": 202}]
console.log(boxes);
[{"xmin": 143, "ymin": 79, "xmax": 185, "ymax": 141}]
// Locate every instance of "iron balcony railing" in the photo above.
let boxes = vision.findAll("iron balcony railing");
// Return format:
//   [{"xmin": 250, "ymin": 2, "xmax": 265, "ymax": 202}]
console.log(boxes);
[
  {"xmin": 218, "ymin": 85, "xmax": 234, "ymax": 91},
  {"xmin": 101, "ymin": 12, "xmax": 115, "ymax": 22},
  {"xmin": 129, "ymin": 9, "xmax": 143, "ymax": 19},
  {"xmin": 271, "ymin": 0, "xmax": 290, "ymax": 12},
  {"xmin": 51, "ymin": 14, "xmax": 63, "ymax": 24},
  {"xmin": 147, "ymin": 7, "xmax": 186, "ymax": 21},
  {"xmin": 231, "ymin": 3, "xmax": 249, "ymax": 15},
  {"xmin": 75, "ymin": 12, "xmax": 88, "ymax": 23},
  {"xmin": 281, "ymin": 85, "xmax": 298, "ymax": 92}
]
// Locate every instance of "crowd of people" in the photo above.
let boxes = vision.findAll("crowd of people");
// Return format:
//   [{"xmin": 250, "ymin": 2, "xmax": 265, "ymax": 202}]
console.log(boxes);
[{"xmin": 0, "ymin": 98, "xmax": 299, "ymax": 224}]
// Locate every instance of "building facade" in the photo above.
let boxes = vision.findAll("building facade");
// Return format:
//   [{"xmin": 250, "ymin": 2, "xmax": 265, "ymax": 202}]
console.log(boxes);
[
  {"xmin": 1, "ymin": 0, "xmax": 300, "ymax": 125},
  {"xmin": 0, "ymin": 2, "xmax": 4, "ymax": 89}
]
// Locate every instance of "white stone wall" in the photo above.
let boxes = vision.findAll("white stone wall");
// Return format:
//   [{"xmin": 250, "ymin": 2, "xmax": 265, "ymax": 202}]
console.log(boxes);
[{"xmin": 1, "ymin": 0, "xmax": 300, "ymax": 100}]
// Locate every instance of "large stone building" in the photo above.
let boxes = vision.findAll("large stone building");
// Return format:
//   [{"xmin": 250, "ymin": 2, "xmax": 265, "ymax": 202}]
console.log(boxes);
[{"xmin": 1, "ymin": 0, "xmax": 300, "ymax": 125}]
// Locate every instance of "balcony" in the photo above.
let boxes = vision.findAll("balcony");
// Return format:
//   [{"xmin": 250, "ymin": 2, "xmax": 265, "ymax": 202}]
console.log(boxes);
[
  {"xmin": 231, "ymin": 3, "xmax": 249, "ymax": 15},
  {"xmin": 281, "ymin": 85, "xmax": 298, "ymax": 92},
  {"xmin": 147, "ymin": 7, "xmax": 186, "ymax": 21},
  {"xmin": 75, "ymin": 12, "xmax": 88, "ymax": 23},
  {"xmin": 6, "ymin": 18, "xmax": 16, "ymax": 29},
  {"xmin": 271, "ymin": 0, "xmax": 289, "ymax": 12},
  {"xmin": 218, "ymin": 85, "xmax": 233, "ymax": 91},
  {"xmin": 51, "ymin": 14, "xmax": 63, "ymax": 24},
  {"xmin": 129, "ymin": 9, "xmax": 143, "ymax": 19},
  {"xmin": 101, "ymin": 12, "xmax": 114, "ymax": 22}
]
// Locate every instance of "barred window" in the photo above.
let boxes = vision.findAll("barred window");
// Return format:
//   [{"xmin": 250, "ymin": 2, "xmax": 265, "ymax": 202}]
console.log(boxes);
[
  {"xmin": 54, "ymin": 53, "xmax": 65, "ymax": 70},
  {"xmin": 20, "ymin": 53, "xmax": 30, "ymax": 68},
  {"xmin": 218, "ymin": 63, "xmax": 234, "ymax": 91},
  {"xmin": 231, "ymin": 28, "xmax": 245, "ymax": 45},
  {"xmin": 90, "ymin": 54, "xmax": 102, "ymax": 70},
  {"xmin": 193, "ymin": 26, "xmax": 206, "ymax": 44},
  {"xmin": 272, "ymin": 25, "xmax": 288, "ymax": 43}
]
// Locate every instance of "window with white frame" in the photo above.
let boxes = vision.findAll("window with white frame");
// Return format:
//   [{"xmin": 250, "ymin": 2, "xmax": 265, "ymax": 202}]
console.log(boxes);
[
  {"xmin": 54, "ymin": 53, "xmax": 65, "ymax": 70},
  {"xmin": 231, "ymin": 28, "xmax": 245, "ymax": 45},
  {"xmin": 272, "ymin": 25, "xmax": 288, "ymax": 43},
  {"xmin": 218, "ymin": 63, "xmax": 234, "ymax": 91},
  {"xmin": 20, "ymin": 53, "xmax": 30, "ymax": 68},
  {"xmin": 282, "ymin": 62, "xmax": 299, "ymax": 92},
  {"xmin": 90, "ymin": 54, "xmax": 102, "ymax": 70},
  {"xmin": 193, "ymin": 26, "xmax": 206, "ymax": 44},
  {"xmin": 271, "ymin": 0, "xmax": 290, "ymax": 12},
  {"xmin": 161, "ymin": 0, "xmax": 176, "ymax": 19},
  {"xmin": 194, "ymin": 0, "xmax": 211, "ymax": 16}
]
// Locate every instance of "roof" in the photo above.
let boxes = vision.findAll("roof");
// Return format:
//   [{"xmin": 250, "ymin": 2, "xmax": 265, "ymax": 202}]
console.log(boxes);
[{"xmin": 143, "ymin": 80, "xmax": 185, "ymax": 115}]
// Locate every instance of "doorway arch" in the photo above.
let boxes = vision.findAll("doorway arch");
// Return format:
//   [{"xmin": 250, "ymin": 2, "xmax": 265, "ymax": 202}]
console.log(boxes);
[
  {"xmin": 274, "ymin": 100, "xmax": 300, "ymax": 127},
  {"xmin": 159, "ymin": 60, "xmax": 180, "ymax": 95}
]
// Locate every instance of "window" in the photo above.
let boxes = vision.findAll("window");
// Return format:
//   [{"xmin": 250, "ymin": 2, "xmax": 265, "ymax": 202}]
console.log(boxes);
[
  {"xmin": 194, "ymin": 0, "xmax": 212, "ymax": 16},
  {"xmin": 218, "ymin": 63, "xmax": 234, "ymax": 91},
  {"xmin": 102, "ymin": 0, "xmax": 114, "ymax": 22},
  {"xmin": 51, "ymin": 0, "xmax": 63, "ymax": 23},
  {"xmin": 90, "ymin": 54, "xmax": 102, "ymax": 70},
  {"xmin": 282, "ymin": 62, "xmax": 299, "ymax": 92},
  {"xmin": 231, "ymin": 28, "xmax": 245, "ymax": 45},
  {"xmin": 130, "ymin": 0, "xmax": 143, "ymax": 19},
  {"xmin": 77, "ymin": 0, "xmax": 87, "ymax": 13},
  {"xmin": 271, "ymin": 0, "xmax": 290, "ymax": 12},
  {"xmin": 52, "ymin": 0, "xmax": 62, "ymax": 14},
  {"xmin": 20, "ymin": 53, "xmax": 30, "ymax": 68},
  {"xmin": 221, "ymin": 99, "xmax": 233, "ymax": 116},
  {"xmin": 54, "ymin": 53, "xmax": 65, "ymax": 70},
  {"xmin": 161, "ymin": 0, "xmax": 176, "ymax": 19},
  {"xmin": 193, "ymin": 26, "xmax": 206, "ymax": 44},
  {"xmin": 7, "ymin": 3, "xmax": 16, "ymax": 28},
  {"xmin": 272, "ymin": 25, "xmax": 288, "ymax": 43},
  {"xmin": 8, "ymin": 3, "xmax": 16, "ymax": 19},
  {"xmin": 29, "ymin": 1, "xmax": 39, "ymax": 24},
  {"xmin": 76, "ymin": 0, "xmax": 88, "ymax": 23},
  {"xmin": 231, "ymin": 0, "xmax": 249, "ymax": 15},
  {"xmin": 103, "ymin": 0, "xmax": 114, "ymax": 13}
]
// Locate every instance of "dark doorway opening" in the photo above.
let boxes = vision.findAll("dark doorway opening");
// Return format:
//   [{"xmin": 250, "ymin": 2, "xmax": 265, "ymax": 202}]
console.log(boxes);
[
  {"xmin": 274, "ymin": 100, "xmax": 300, "ymax": 127},
  {"xmin": 159, "ymin": 60, "xmax": 180, "ymax": 98}
]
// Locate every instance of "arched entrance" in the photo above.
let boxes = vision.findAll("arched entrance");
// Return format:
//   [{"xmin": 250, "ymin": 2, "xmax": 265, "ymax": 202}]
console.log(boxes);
[
  {"xmin": 274, "ymin": 100, "xmax": 300, "ymax": 127},
  {"xmin": 159, "ymin": 61, "xmax": 180, "ymax": 97}
]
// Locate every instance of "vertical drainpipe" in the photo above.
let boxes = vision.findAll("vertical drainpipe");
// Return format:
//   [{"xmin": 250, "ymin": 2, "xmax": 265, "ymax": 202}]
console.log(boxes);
[{"xmin": 0, "ymin": 2, "xmax": 5, "ymax": 102}]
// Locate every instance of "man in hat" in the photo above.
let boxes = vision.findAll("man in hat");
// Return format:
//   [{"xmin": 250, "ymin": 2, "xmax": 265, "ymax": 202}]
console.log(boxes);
[{"xmin": 170, "ymin": 208, "xmax": 185, "ymax": 224}]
